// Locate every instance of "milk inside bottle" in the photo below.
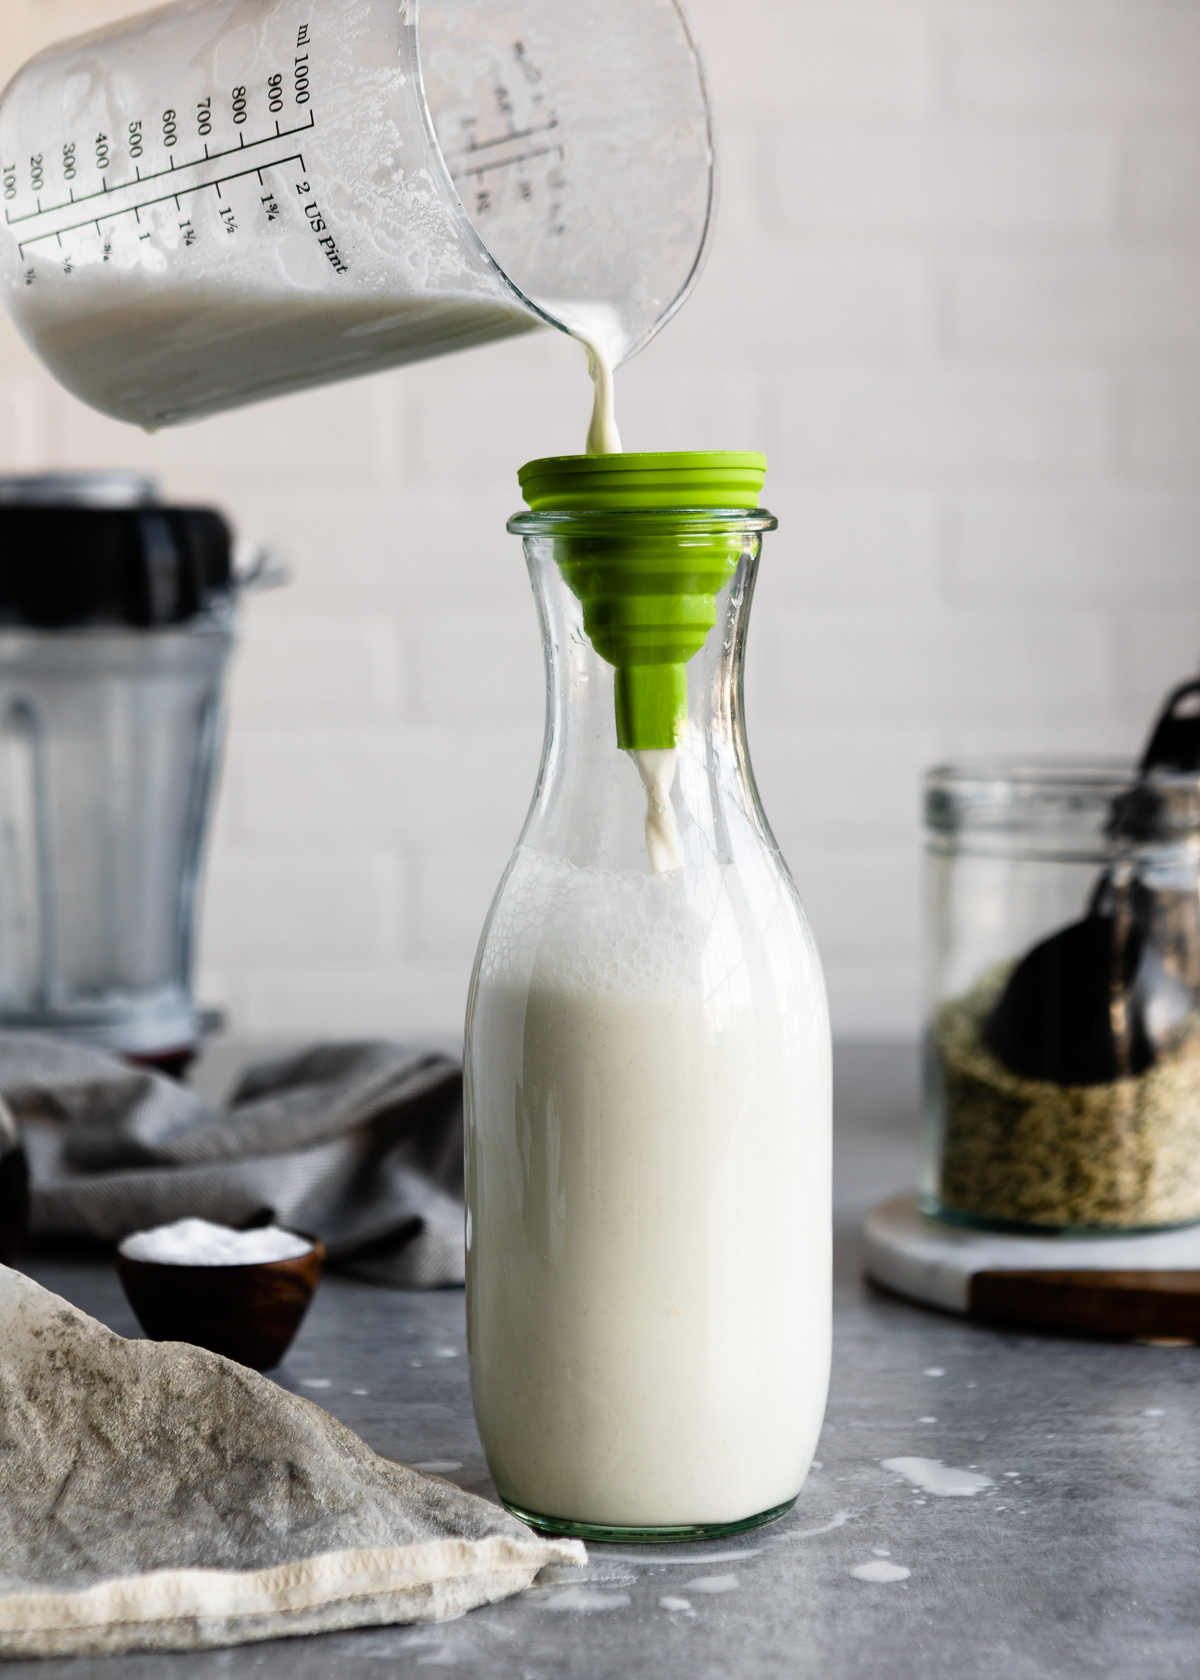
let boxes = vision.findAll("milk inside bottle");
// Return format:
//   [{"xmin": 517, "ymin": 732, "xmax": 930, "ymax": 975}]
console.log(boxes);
[
  {"xmin": 465, "ymin": 453, "xmax": 832, "ymax": 1538},
  {"xmin": 0, "ymin": 0, "xmax": 713, "ymax": 427}
]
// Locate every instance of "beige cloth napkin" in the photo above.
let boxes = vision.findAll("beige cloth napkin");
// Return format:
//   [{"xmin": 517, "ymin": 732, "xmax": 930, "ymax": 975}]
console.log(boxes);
[{"xmin": 0, "ymin": 1267, "xmax": 582, "ymax": 1658}]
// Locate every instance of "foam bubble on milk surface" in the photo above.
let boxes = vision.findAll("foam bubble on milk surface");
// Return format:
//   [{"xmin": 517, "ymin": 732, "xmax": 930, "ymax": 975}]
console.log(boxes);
[
  {"xmin": 479, "ymin": 846, "xmax": 724, "ymax": 997},
  {"xmin": 119, "ymin": 1218, "xmax": 312, "ymax": 1266}
]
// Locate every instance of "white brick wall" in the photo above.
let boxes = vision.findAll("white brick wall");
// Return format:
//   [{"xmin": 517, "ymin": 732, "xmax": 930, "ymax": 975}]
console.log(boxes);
[{"xmin": 1, "ymin": 0, "xmax": 1198, "ymax": 1041}]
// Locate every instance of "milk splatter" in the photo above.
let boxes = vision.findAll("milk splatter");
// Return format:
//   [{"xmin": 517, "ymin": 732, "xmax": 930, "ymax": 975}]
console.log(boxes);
[
  {"xmin": 603, "ymin": 1547, "xmax": 761, "ymax": 1566},
  {"xmin": 538, "ymin": 1588, "xmax": 631, "ymax": 1612},
  {"xmin": 851, "ymin": 1560, "xmax": 910, "ymax": 1583},
  {"xmin": 684, "ymin": 1575, "xmax": 740, "ymax": 1594},
  {"xmin": 779, "ymin": 1510, "xmax": 853, "ymax": 1544},
  {"xmin": 882, "ymin": 1457, "xmax": 993, "ymax": 1497}
]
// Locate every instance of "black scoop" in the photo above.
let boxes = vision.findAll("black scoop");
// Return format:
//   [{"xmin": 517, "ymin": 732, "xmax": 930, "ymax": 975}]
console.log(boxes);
[{"xmin": 983, "ymin": 676, "xmax": 1200, "ymax": 1087}]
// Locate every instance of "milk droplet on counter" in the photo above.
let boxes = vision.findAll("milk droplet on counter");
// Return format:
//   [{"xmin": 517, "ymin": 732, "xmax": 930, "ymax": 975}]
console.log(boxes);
[
  {"xmin": 659, "ymin": 1596, "xmax": 693, "ymax": 1612},
  {"xmin": 779, "ymin": 1511, "xmax": 852, "ymax": 1545},
  {"xmin": 684, "ymin": 1575, "xmax": 740, "ymax": 1594},
  {"xmin": 923, "ymin": 1367, "xmax": 945, "ymax": 1377},
  {"xmin": 602, "ymin": 1546, "xmax": 760, "ymax": 1566},
  {"xmin": 413, "ymin": 1461, "xmax": 463, "ymax": 1474},
  {"xmin": 882, "ymin": 1457, "xmax": 993, "ymax": 1497},
  {"xmin": 851, "ymin": 1560, "xmax": 911, "ymax": 1584},
  {"xmin": 300, "ymin": 1378, "xmax": 332, "ymax": 1390},
  {"xmin": 871, "ymin": 1547, "xmax": 891, "ymax": 1557},
  {"xmin": 538, "ymin": 1588, "xmax": 631, "ymax": 1612}
]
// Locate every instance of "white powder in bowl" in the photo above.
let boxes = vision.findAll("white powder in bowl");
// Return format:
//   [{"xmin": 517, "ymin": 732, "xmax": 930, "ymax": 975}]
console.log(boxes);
[{"xmin": 118, "ymin": 1218, "xmax": 313, "ymax": 1267}]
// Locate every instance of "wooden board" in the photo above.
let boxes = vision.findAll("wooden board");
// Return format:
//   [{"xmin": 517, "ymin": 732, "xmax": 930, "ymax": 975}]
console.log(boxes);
[
  {"xmin": 864, "ymin": 1193, "xmax": 1200, "ymax": 1340},
  {"xmin": 969, "ymin": 1269, "xmax": 1200, "ymax": 1339}
]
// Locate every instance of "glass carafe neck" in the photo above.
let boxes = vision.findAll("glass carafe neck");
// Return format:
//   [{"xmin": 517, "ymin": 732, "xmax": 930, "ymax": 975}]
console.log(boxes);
[{"xmin": 509, "ymin": 508, "xmax": 778, "ymax": 877}]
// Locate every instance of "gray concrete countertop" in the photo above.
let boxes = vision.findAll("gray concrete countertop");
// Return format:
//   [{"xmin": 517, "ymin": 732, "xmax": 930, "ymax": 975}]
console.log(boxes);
[{"xmin": 12, "ymin": 1045, "xmax": 1200, "ymax": 1680}]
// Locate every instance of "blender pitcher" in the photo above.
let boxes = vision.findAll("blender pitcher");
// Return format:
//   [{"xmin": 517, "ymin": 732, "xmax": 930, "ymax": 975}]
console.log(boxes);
[
  {"xmin": 0, "ymin": 0, "xmax": 714, "ymax": 427},
  {"xmin": 465, "ymin": 454, "xmax": 832, "ymax": 1540},
  {"xmin": 0, "ymin": 473, "xmax": 235, "ymax": 1064}
]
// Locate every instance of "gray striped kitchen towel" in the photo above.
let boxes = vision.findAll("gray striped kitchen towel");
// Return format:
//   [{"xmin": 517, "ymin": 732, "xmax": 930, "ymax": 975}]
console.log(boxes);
[{"xmin": 2, "ymin": 1036, "xmax": 464, "ymax": 1287}]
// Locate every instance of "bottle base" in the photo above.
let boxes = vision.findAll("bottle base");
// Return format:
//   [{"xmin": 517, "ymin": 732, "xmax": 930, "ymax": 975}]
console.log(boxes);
[{"xmin": 502, "ymin": 1496, "xmax": 797, "ymax": 1545}]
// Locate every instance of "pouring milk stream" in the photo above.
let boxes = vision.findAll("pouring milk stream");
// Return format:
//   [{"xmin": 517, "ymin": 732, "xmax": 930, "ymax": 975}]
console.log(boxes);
[{"xmin": 564, "ymin": 306, "xmax": 687, "ymax": 874}]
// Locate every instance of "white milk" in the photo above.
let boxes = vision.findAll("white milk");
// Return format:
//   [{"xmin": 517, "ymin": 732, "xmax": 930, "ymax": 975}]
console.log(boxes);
[
  {"xmin": 23, "ymin": 283, "xmax": 535, "ymax": 430},
  {"xmin": 466, "ymin": 847, "xmax": 831, "ymax": 1528},
  {"xmin": 547, "ymin": 301, "xmax": 626, "ymax": 456},
  {"xmin": 630, "ymin": 747, "xmax": 684, "ymax": 872}
]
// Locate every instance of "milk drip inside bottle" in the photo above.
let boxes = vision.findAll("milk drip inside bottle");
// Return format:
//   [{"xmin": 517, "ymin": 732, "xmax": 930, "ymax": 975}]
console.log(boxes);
[
  {"xmin": 0, "ymin": 0, "xmax": 713, "ymax": 426},
  {"xmin": 465, "ymin": 455, "xmax": 832, "ymax": 1540}
]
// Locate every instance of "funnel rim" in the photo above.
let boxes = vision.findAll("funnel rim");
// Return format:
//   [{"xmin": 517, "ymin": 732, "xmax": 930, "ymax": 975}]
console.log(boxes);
[
  {"xmin": 518, "ymin": 451, "xmax": 769, "ymax": 514},
  {"xmin": 508, "ymin": 507, "xmax": 778, "ymax": 535},
  {"xmin": 519, "ymin": 451, "xmax": 767, "ymax": 475}
]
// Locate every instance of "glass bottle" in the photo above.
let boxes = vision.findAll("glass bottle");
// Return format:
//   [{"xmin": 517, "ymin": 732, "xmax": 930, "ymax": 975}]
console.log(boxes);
[
  {"xmin": 923, "ymin": 759, "xmax": 1200, "ymax": 1232},
  {"xmin": 464, "ymin": 455, "xmax": 831, "ymax": 1543}
]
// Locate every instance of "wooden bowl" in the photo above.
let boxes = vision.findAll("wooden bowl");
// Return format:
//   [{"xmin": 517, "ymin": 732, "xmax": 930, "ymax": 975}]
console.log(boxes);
[{"xmin": 115, "ymin": 1234, "xmax": 325, "ymax": 1371}]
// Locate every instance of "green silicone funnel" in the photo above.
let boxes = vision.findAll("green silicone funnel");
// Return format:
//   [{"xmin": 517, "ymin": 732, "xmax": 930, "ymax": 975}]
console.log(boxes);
[{"xmin": 516, "ymin": 452, "xmax": 768, "ymax": 750}]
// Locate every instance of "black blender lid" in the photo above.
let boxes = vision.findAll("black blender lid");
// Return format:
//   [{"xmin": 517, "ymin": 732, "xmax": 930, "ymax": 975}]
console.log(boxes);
[{"xmin": 0, "ymin": 472, "xmax": 233, "ymax": 629}]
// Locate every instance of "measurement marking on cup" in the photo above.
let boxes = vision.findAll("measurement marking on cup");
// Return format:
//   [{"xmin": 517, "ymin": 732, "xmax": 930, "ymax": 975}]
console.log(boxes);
[
  {"xmin": 451, "ymin": 141, "xmax": 565, "ymax": 181},
  {"xmin": 462, "ymin": 117, "xmax": 559, "ymax": 154},
  {"xmin": 15, "ymin": 152, "xmax": 308, "ymax": 254},
  {"xmin": 4, "ymin": 112, "xmax": 315, "ymax": 225}
]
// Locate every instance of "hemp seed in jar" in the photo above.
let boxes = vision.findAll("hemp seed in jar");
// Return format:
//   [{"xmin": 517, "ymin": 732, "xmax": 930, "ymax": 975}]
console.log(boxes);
[{"xmin": 922, "ymin": 758, "xmax": 1200, "ymax": 1233}]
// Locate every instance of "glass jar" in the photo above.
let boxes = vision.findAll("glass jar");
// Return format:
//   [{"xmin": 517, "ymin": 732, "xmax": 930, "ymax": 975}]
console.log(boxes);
[
  {"xmin": 465, "ymin": 485, "xmax": 831, "ymax": 1543},
  {"xmin": 922, "ymin": 759, "xmax": 1200, "ymax": 1232}
]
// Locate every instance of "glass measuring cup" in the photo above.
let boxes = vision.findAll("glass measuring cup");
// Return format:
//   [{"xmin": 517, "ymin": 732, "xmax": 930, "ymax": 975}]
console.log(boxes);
[{"xmin": 0, "ymin": 0, "xmax": 714, "ymax": 428}]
